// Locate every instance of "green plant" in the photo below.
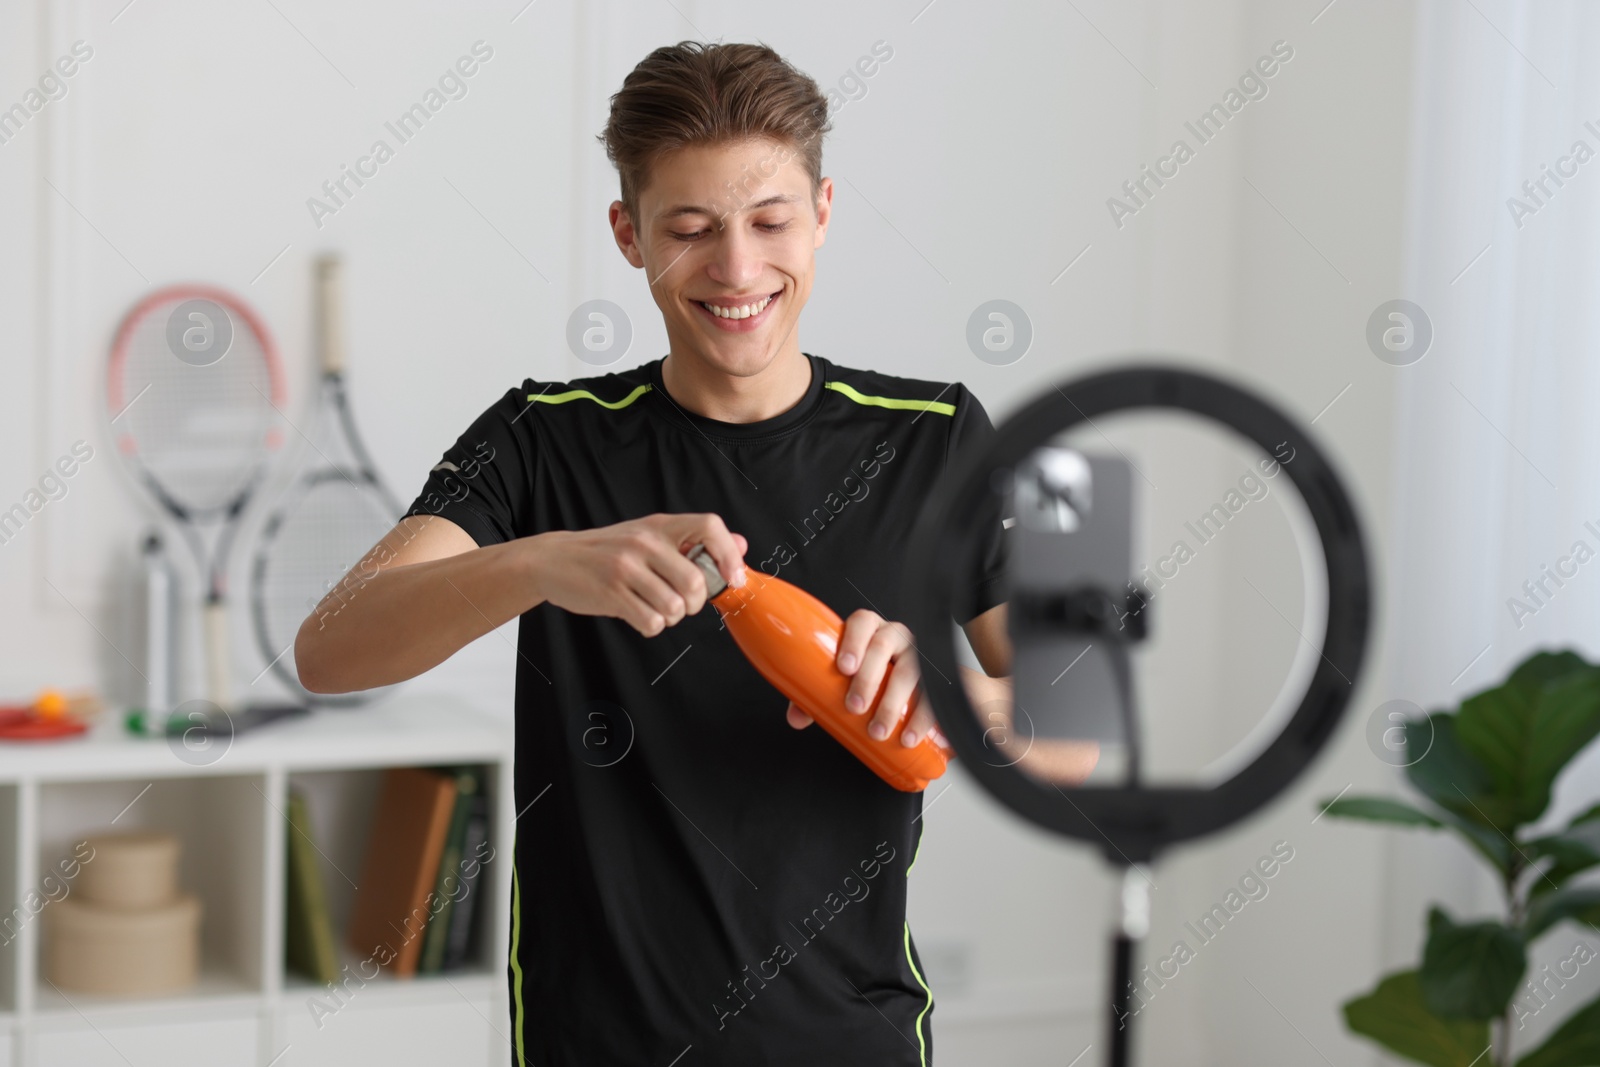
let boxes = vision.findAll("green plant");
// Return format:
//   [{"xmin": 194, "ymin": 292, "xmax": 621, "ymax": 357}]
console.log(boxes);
[{"xmin": 1321, "ymin": 649, "xmax": 1600, "ymax": 1067}]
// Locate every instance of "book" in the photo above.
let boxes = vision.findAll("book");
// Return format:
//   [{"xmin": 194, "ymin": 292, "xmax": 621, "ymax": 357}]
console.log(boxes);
[
  {"xmin": 419, "ymin": 767, "xmax": 479, "ymax": 974},
  {"xmin": 284, "ymin": 788, "xmax": 338, "ymax": 985},
  {"xmin": 346, "ymin": 767, "xmax": 458, "ymax": 978},
  {"xmin": 442, "ymin": 786, "xmax": 490, "ymax": 971}
]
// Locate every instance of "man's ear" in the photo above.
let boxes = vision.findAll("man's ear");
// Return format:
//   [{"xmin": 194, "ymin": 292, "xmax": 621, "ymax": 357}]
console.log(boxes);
[
  {"xmin": 610, "ymin": 200, "xmax": 647, "ymax": 268},
  {"xmin": 813, "ymin": 177, "xmax": 834, "ymax": 249}
]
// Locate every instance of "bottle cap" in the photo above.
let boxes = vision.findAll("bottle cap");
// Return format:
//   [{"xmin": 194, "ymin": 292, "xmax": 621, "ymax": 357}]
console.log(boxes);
[{"xmin": 687, "ymin": 544, "xmax": 728, "ymax": 598}]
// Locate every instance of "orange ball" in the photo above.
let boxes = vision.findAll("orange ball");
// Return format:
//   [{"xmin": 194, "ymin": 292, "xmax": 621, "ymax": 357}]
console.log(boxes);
[{"xmin": 35, "ymin": 689, "xmax": 66, "ymax": 720}]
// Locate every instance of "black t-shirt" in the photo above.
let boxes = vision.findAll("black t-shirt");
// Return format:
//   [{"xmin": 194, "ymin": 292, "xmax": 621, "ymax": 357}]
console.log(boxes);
[{"xmin": 407, "ymin": 353, "xmax": 1005, "ymax": 1067}]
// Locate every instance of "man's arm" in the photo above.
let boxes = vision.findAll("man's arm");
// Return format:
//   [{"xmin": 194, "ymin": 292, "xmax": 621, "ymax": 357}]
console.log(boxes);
[
  {"xmin": 960, "ymin": 601, "xmax": 1012, "ymax": 703},
  {"xmin": 789, "ymin": 601, "xmax": 1098, "ymax": 785},
  {"xmin": 962, "ymin": 604, "xmax": 1099, "ymax": 783},
  {"xmin": 295, "ymin": 513, "xmax": 748, "ymax": 695},
  {"xmin": 785, "ymin": 604, "xmax": 1014, "ymax": 745}
]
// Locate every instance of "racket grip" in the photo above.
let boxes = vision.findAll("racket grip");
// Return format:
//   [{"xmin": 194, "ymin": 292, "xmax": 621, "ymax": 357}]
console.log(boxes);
[
  {"xmin": 141, "ymin": 533, "xmax": 176, "ymax": 714},
  {"xmin": 315, "ymin": 254, "xmax": 345, "ymax": 376},
  {"xmin": 204, "ymin": 600, "xmax": 231, "ymax": 712}
]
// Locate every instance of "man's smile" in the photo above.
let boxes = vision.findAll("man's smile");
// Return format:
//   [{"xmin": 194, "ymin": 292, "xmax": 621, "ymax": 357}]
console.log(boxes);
[{"xmin": 691, "ymin": 289, "xmax": 783, "ymax": 331}]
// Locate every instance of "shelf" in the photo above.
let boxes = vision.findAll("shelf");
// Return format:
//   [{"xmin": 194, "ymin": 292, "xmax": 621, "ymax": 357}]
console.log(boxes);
[
  {"xmin": 0, "ymin": 785, "xmax": 18, "ymax": 1016},
  {"xmin": 36, "ymin": 775, "xmax": 267, "ymax": 1002},
  {"xmin": 282, "ymin": 961, "xmax": 498, "ymax": 1007},
  {"xmin": 32, "ymin": 964, "xmax": 260, "ymax": 1025},
  {"xmin": 0, "ymin": 693, "xmax": 510, "ymax": 783},
  {"xmin": 0, "ymin": 693, "xmax": 514, "ymax": 1065},
  {"xmin": 285, "ymin": 764, "xmax": 503, "ymax": 984}
]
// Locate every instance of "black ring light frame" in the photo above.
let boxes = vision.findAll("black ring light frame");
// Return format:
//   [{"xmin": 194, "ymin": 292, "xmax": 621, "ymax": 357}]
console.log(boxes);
[{"xmin": 904, "ymin": 365, "xmax": 1373, "ymax": 866}]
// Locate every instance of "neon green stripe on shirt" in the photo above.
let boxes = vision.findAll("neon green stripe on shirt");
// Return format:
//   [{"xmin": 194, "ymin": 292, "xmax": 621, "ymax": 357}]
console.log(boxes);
[
  {"xmin": 904, "ymin": 922, "xmax": 934, "ymax": 1066},
  {"xmin": 527, "ymin": 384, "xmax": 653, "ymax": 410},
  {"xmin": 826, "ymin": 380, "xmax": 956, "ymax": 416},
  {"xmin": 510, "ymin": 860, "xmax": 527, "ymax": 1066}
]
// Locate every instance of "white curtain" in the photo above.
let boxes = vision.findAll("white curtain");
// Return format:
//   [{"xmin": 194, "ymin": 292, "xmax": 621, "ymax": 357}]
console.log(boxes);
[
  {"xmin": 1393, "ymin": 0, "xmax": 1600, "ymax": 816},
  {"xmin": 1390, "ymin": 0, "xmax": 1600, "ymax": 1050}
]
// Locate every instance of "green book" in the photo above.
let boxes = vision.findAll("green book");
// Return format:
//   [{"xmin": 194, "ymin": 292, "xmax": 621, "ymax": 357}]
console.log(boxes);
[
  {"xmin": 285, "ymin": 788, "xmax": 339, "ymax": 984},
  {"xmin": 419, "ymin": 768, "xmax": 479, "ymax": 974}
]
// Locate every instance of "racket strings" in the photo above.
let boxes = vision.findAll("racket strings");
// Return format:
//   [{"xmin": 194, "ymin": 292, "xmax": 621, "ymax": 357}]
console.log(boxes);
[
  {"xmin": 256, "ymin": 478, "xmax": 399, "ymax": 676},
  {"xmin": 116, "ymin": 297, "xmax": 278, "ymax": 515}
]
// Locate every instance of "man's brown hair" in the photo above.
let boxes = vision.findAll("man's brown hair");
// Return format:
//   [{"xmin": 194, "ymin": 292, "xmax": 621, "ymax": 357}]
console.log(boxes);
[{"xmin": 599, "ymin": 41, "xmax": 832, "ymax": 223}]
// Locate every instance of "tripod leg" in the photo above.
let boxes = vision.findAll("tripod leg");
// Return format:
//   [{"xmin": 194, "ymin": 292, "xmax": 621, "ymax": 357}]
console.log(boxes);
[
  {"xmin": 1106, "ymin": 863, "xmax": 1151, "ymax": 1067},
  {"xmin": 1108, "ymin": 933, "xmax": 1134, "ymax": 1067}
]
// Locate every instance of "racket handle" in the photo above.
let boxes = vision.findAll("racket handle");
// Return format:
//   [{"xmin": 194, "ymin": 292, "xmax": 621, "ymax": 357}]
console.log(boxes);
[
  {"xmin": 204, "ymin": 600, "xmax": 232, "ymax": 712},
  {"xmin": 315, "ymin": 254, "xmax": 345, "ymax": 377},
  {"xmin": 141, "ymin": 533, "xmax": 176, "ymax": 714}
]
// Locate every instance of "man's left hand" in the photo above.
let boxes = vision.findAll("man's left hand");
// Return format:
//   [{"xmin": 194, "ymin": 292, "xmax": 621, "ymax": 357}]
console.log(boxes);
[{"xmin": 784, "ymin": 609, "xmax": 947, "ymax": 749}]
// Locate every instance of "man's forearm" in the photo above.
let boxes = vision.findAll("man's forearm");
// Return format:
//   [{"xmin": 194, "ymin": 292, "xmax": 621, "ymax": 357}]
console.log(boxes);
[
  {"xmin": 959, "ymin": 665, "xmax": 1012, "ymax": 709},
  {"xmin": 296, "ymin": 533, "xmax": 544, "ymax": 694},
  {"xmin": 955, "ymin": 665, "xmax": 1100, "ymax": 783}
]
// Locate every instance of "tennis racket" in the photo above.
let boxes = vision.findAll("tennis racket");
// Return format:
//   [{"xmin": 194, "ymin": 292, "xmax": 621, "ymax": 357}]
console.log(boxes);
[
  {"xmin": 250, "ymin": 254, "xmax": 403, "ymax": 705},
  {"xmin": 108, "ymin": 286, "xmax": 285, "ymax": 713}
]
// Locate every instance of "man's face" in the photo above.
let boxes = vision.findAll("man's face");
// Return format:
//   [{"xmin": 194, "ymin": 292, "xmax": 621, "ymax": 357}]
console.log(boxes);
[{"xmin": 611, "ymin": 138, "xmax": 832, "ymax": 379}]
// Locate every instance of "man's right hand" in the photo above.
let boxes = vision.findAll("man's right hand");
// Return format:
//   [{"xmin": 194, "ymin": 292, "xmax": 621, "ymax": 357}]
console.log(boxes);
[
  {"xmin": 296, "ymin": 511, "xmax": 746, "ymax": 694},
  {"xmin": 527, "ymin": 513, "xmax": 748, "ymax": 637}
]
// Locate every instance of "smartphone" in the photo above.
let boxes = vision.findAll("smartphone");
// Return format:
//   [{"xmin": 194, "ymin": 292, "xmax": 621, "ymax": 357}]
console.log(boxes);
[{"xmin": 1006, "ymin": 449, "xmax": 1136, "ymax": 742}]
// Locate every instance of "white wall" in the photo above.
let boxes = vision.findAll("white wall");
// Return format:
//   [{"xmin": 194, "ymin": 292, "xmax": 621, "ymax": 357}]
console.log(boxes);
[{"xmin": 0, "ymin": 1, "xmax": 1467, "ymax": 1065}]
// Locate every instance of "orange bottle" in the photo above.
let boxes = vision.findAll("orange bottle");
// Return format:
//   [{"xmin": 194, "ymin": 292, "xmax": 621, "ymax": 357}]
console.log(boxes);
[{"xmin": 688, "ymin": 545, "xmax": 949, "ymax": 792}]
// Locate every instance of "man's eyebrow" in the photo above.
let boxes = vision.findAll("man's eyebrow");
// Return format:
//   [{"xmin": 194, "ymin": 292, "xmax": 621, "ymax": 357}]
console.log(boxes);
[{"xmin": 656, "ymin": 193, "xmax": 804, "ymax": 221}]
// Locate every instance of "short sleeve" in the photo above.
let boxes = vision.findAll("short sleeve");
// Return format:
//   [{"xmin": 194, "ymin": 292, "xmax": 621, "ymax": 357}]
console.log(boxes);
[
  {"xmin": 406, "ymin": 386, "xmax": 534, "ymax": 548},
  {"xmin": 945, "ymin": 386, "xmax": 1009, "ymax": 625}
]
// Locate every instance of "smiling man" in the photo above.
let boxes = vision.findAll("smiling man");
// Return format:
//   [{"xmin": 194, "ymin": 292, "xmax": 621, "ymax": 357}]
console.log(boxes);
[{"xmin": 295, "ymin": 40, "xmax": 1091, "ymax": 1067}]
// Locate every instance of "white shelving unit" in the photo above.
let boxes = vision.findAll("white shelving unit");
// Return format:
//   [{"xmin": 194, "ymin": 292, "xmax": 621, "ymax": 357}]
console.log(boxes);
[{"xmin": 0, "ymin": 694, "xmax": 515, "ymax": 1067}]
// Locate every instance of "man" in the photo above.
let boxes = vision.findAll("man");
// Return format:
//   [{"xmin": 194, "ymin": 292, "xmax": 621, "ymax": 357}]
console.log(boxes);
[{"xmin": 296, "ymin": 40, "xmax": 1093, "ymax": 1066}]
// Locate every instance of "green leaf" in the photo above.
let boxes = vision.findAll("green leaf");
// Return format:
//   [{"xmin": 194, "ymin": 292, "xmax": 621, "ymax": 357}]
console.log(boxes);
[
  {"xmin": 1456, "ymin": 661, "xmax": 1600, "ymax": 828},
  {"xmin": 1419, "ymin": 906, "xmax": 1527, "ymax": 1019},
  {"xmin": 1516, "ymin": 990, "xmax": 1600, "ymax": 1067},
  {"xmin": 1528, "ymin": 821, "xmax": 1600, "ymax": 896},
  {"xmin": 1406, "ymin": 713, "xmax": 1516, "ymax": 828},
  {"xmin": 1319, "ymin": 796, "xmax": 1445, "ymax": 827},
  {"xmin": 1568, "ymin": 802, "xmax": 1600, "ymax": 828},
  {"xmin": 1524, "ymin": 885, "xmax": 1600, "ymax": 939},
  {"xmin": 1435, "ymin": 809, "xmax": 1515, "ymax": 874},
  {"xmin": 1344, "ymin": 970, "xmax": 1492, "ymax": 1067},
  {"xmin": 1315, "ymin": 793, "xmax": 1512, "ymax": 874},
  {"xmin": 1507, "ymin": 649, "xmax": 1592, "ymax": 691}
]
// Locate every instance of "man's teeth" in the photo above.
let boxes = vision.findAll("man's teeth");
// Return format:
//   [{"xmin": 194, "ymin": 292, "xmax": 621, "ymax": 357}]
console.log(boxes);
[{"xmin": 700, "ymin": 294, "xmax": 774, "ymax": 320}]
